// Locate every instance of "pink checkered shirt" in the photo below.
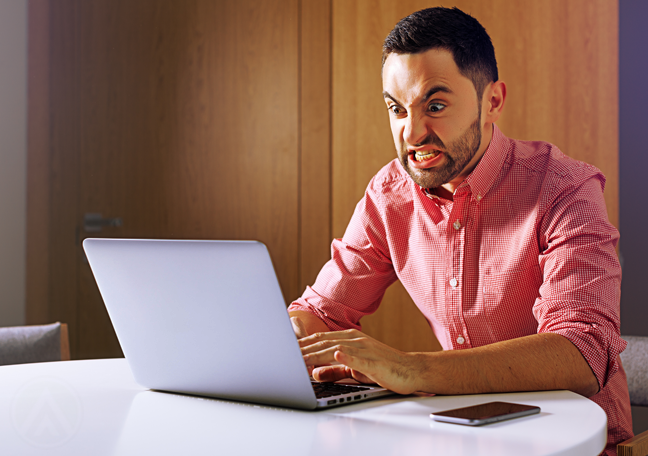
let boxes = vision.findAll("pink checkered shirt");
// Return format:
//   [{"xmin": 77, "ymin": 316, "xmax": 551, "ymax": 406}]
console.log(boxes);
[{"xmin": 289, "ymin": 125, "xmax": 632, "ymax": 453}]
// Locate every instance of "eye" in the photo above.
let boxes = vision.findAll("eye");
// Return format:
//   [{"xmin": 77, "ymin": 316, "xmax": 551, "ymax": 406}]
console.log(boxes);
[
  {"xmin": 388, "ymin": 105, "xmax": 406, "ymax": 116},
  {"xmin": 428, "ymin": 102, "xmax": 446, "ymax": 113}
]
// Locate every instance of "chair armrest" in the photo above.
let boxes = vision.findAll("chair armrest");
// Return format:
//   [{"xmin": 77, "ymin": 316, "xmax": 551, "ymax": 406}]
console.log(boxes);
[
  {"xmin": 618, "ymin": 430, "xmax": 648, "ymax": 456},
  {"xmin": 60, "ymin": 323, "xmax": 70, "ymax": 361}
]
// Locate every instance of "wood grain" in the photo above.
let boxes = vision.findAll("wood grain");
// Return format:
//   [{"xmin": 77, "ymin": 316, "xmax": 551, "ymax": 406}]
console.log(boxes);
[
  {"xmin": 47, "ymin": 0, "xmax": 81, "ymax": 353},
  {"xmin": 59, "ymin": 323, "xmax": 70, "ymax": 361},
  {"xmin": 300, "ymin": 0, "xmax": 333, "ymax": 292},
  {"xmin": 617, "ymin": 429, "xmax": 648, "ymax": 456},
  {"xmin": 487, "ymin": 0, "xmax": 619, "ymax": 228},
  {"xmin": 332, "ymin": 0, "xmax": 619, "ymax": 352},
  {"xmin": 25, "ymin": 0, "xmax": 51, "ymax": 325},
  {"xmin": 35, "ymin": 0, "xmax": 303, "ymax": 358}
]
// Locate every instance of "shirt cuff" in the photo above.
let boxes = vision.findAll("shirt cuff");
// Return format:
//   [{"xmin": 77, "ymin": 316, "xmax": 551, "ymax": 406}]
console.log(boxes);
[
  {"xmin": 287, "ymin": 287, "xmax": 362, "ymax": 332},
  {"xmin": 537, "ymin": 306, "xmax": 627, "ymax": 390}
]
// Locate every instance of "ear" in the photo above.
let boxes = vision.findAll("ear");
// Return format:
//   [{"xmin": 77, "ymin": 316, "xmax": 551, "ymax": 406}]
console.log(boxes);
[{"xmin": 482, "ymin": 80, "xmax": 506, "ymax": 124}]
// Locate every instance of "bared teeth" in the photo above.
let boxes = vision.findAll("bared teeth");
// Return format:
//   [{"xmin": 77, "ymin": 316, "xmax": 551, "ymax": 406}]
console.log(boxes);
[{"xmin": 414, "ymin": 150, "xmax": 440, "ymax": 161}]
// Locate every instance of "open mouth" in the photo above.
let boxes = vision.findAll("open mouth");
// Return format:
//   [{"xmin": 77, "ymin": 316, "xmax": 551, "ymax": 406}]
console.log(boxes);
[
  {"xmin": 412, "ymin": 150, "xmax": 441, "ymax": 161},
  {"xmin": 407, "ymin": 148, "xmax": 446, "ymax": 170}
]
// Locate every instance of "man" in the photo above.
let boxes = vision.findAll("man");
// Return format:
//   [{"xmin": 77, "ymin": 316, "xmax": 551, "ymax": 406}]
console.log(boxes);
[{"xmin": 288, "ymin": 7, "xmax": 632, "ymax": 454}]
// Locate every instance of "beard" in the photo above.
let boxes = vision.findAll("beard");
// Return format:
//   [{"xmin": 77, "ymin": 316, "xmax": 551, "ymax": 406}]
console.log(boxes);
[{"xmin": 398, "ymin": 114, "xmax": 482, "ymax": 190}]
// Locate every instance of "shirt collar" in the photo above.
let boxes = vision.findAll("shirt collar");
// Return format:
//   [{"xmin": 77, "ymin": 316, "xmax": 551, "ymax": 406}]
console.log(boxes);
[{"xmin": 460, "ymin": 124, "xmax": 510, "ymax": 202}]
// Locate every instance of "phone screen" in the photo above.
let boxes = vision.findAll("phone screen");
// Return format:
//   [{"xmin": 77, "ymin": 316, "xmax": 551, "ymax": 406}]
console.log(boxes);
[{"xmin": 430, "ymin": 401, "xmax": 540, "ymax": 426}]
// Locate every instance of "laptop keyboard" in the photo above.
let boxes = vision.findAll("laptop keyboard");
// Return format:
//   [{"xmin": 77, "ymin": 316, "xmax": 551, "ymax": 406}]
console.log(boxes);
[{"xmin": 311, "ymin": 381, "xmax": 371, "ymax": 399}]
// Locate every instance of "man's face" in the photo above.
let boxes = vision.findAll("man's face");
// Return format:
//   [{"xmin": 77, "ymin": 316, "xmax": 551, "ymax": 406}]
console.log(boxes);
[{"xmin": 382, "ymin": 48, "xmax": 486, "ymax": 190}]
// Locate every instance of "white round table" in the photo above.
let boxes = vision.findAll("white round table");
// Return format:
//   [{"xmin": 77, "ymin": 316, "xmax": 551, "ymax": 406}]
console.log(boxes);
[{"xmin": 0, "ymin": 359, "xmax": 607, "ymax": 455}]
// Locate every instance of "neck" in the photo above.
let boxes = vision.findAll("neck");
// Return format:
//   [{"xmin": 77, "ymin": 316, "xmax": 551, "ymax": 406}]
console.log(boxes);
[
  {"xmin": 439, "ymin": 122, "xmax": 494, "ymax": 198},
  {"xmin": 434, "ymin": 186, "xmax": 455, "ymax": 201}
]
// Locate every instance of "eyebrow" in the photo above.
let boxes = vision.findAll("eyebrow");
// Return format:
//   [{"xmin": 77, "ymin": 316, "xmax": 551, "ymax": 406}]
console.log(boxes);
[{"xmin": 383, "ymin": 85, "xmax": 453, "ymax": 105}]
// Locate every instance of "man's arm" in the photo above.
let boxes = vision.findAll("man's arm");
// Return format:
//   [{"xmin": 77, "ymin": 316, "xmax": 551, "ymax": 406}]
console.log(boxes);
[
  {"xmin": 299, "ymin": 329, "xmax": 599, "ymax": 397},
  {"xmin": 287, "ymin": 175, "xmax": 399, "ymax": 335},
  {"xmin": 289, "ymin": 311, "xmax": 329, "ymax": 338}
]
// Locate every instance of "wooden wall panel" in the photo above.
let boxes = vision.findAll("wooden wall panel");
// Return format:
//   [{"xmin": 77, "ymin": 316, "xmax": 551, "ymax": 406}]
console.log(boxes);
[
  {"xmin": 25, "ymin": 0, "xmax": 50, "ymax": 325},
  {"xmin": 332, "ymin": 0, "xmax": 618, "ymax": 352},
  {"xmin": 47, "ymin": 0, "xmax": 82, "ymax": 349},
  {"xmin": 484, "ymin": 0, "xmax": 619, "ymax": 228},
  {"xmin": 29, "ymin": 0, "xmax": 323, "ymax": 358},
  {"xmin": 156, "ymin": 0, "xmax": 301, "ymax": 298},
  {"xmin": 300, "ymin": 0, "xmax": 333, "ymax": 292}
]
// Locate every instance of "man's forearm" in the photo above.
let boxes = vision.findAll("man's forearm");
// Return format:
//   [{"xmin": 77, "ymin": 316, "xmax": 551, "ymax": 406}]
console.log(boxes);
[
  {"xmin": 299, "ymin": 324, "xmax": 599, "ymax": 397},
  {"xmin": 412, "ymin": 332, "xmax": 599, "ymax": 397}
]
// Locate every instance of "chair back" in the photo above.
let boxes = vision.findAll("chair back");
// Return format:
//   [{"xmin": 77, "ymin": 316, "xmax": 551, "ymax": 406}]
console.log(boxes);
[
  {"xmin": 621, "ymin": 336, "xmax": 648, "ymax": 407},
  {"xmin": 618, "ymin": 336, "xmax": 648, "ymax": 456},
  {"xmin": 0, "ymin": 322, "xmax": 70, "ymax": 366}
]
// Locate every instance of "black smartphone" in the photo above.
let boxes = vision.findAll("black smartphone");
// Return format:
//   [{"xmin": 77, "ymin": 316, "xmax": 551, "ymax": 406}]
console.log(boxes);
[{"xmin": 430, "ymin": 401, "xmax": 540, "ymax": 426}]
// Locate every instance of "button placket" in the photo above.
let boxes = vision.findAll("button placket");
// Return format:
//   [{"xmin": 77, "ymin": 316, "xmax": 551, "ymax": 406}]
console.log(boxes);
[
  {"xmin": 451, "ymin": 192, "xmax": 471, "ymax": 349},
  {"xmin": 449, "ymin": 201, "xmax": 465, "ymax": 350}
]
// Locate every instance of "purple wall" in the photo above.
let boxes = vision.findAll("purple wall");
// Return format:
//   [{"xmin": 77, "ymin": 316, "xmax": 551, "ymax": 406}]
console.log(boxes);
[{"xmin": 619, "ymin": 0, "xmax": 648, "ymax": 337}]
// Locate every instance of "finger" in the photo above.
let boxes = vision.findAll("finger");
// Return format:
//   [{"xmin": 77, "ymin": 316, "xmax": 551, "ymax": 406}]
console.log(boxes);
[
  {"xmin": 334, "ymin": 348, "xmax": 355, "ymax": 365},
  {"xmin": 298, "ymin": 328, "xmax": 361, "ymax": 346},
  {"xmin": 334, "ymin": 349, "xmax": 377, "ymax": 383},
  {"xmin": 312, "ymin": 365, "xmax": 352, "ymax": 382},
  {"xmin": 301, "ymin": 338, "xmax": 349, "ymax": 355},
  {"xmin": 290, "ymin": 316, "xmax": 309, "ymax": 339},
  {"xmin": 300, "ymin": 334, "xmax": 368, "ymax": 356},
  {"xmin": 301, "ymin": 337, "xmax": 368, "ymax": 365},
  {"xmin": 314, "ymin": 363, "xmax": 375, "ymax": 385},
  {"xmin": 333, "ymin": 350, "xmax": 392, "ymax": 387},
  {"xmin": 302, "ymin": 345, "xmax": 341, "ymax": 366}
]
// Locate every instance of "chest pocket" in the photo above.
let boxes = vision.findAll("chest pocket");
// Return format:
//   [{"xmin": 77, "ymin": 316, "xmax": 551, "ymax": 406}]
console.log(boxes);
[{"xmin": 482, "ymin": 265, "xmax": 542, "ymax": 340}]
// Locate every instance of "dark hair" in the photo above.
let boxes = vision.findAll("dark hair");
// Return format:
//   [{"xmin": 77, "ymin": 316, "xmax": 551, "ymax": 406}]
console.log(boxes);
[{"xmin": 382, "ymin": 7, "xmax": 498, "ymax": 99}]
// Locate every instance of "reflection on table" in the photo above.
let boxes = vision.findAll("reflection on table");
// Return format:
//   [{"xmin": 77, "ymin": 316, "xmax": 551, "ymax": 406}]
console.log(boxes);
[{"xmin": 0, "ymin": 359, "xmax": 607, "ymax": 456}]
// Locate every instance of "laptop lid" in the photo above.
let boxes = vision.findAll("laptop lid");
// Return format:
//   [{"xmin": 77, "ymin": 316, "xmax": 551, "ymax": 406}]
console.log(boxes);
[{"xmin": 83, "ymin": 238, "xmax": 319, "ymax": 409}]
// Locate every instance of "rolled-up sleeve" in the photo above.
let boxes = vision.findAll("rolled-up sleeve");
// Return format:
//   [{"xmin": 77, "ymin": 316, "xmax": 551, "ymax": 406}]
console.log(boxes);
[
  {"xmin": 534, "ymin": 174, "xmax": 625, "ymax": 390},
  {"xmin": 288, "ymin": 183, "xmax": 397, "ymax": 331}
]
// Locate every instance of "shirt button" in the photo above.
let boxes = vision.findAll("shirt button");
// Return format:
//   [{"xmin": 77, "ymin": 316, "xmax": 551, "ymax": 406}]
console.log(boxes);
[
  {"xmin": 453, "ymin": 220, "xmax": 461, "ymax": 230},
  {"xmin": 476, "ymin": 194, "xmax": 482, "ymax": 201},
  {"xmin": 456, "ymin": 335, "xmax": 465, "ymax": 344},
  {"xmin": 450, "ymin": 278, "xmax": 458, "ymax": 288}
]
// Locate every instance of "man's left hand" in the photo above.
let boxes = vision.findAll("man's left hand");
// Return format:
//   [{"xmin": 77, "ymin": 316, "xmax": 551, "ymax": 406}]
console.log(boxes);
[{"xmin": 298, "ymin": 329, "xmax": 421, "ymax": 395}]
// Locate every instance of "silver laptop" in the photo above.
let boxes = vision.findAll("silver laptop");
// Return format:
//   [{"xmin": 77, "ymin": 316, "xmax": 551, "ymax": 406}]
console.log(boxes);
[{"xmin": 83, "ymin": 238, "xmax": 393, "ymax": 409}]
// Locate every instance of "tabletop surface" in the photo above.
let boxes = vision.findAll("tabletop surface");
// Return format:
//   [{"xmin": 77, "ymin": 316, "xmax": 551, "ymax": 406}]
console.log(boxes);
[{"xmin": 0, "ymin": 358, "xmax": 607, "ymax": 456}]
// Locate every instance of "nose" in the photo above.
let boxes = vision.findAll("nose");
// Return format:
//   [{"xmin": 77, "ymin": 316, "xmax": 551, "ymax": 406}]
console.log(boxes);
[{"xmin": 402, "ymin": 112, "xmax": 429, "ymax": 146}]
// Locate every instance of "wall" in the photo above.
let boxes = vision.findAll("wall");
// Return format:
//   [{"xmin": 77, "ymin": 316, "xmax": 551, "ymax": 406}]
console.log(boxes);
[
  {"xmin": 0, "ymin": 0, "xmax": 27, "ymax": 327},
  {"xmin": 26, "ymin": 0, "xmax": 333, "ymax": 358},
  {"xmin": 619, "ymin": 0, "xmax": 648, "ymax": 337}
]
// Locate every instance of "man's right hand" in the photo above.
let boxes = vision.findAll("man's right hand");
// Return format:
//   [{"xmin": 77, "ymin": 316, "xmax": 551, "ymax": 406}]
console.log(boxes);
[
  {"xmin": 288, "ymin": 311, "xmax": 330, "ymax": 376},
  {"xmin": 288, "ymin": 311, "xmax": 329, "ymax": 339},
  {"xmin": 290, "ymin": 316, "xmax": 310, "ymax": 339}
]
